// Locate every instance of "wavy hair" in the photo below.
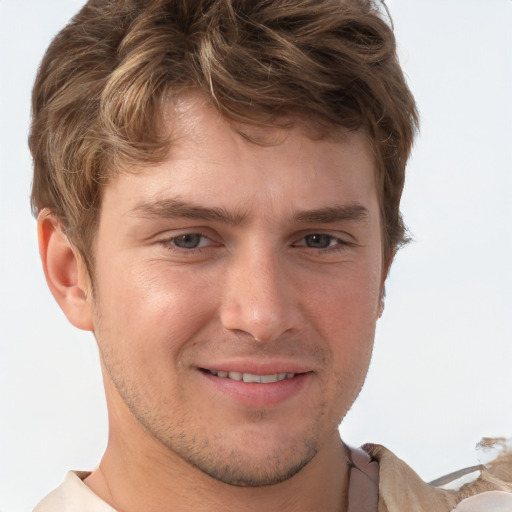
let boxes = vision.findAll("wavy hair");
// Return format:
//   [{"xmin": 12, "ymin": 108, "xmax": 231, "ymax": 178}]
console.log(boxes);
[{"xmin": 30, "ymin": 0, "xmax": 418, "ymax": 273}]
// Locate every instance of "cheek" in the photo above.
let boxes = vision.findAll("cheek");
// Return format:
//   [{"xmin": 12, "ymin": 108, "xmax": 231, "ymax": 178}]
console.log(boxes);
[
  {"xmin": 309, "ymin": 263, "xmax": 381, "ymax": 373},
  {"xmin": 309, "ymin": 259, "xmax": 383, "ymax": 329},
  {"xmin": 92, "ymin": 260, "xmax": 218, "ymax": 360}
]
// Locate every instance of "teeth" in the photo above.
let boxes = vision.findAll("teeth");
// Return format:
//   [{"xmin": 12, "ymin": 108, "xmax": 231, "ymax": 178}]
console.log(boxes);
[
  {"xmin": 260, "ymin": 374, "xmax": 279, "ymax": 383},
  {"xmin": 208, "ymin": 370, "xmax": 296, "ymax": 383},
  {"xmin": 243, "ymin": 373, "xmax": 261, "ymax": 383}
]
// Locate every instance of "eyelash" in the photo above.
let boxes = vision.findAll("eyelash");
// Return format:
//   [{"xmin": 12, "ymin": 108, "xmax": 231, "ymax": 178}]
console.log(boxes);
[
  {"xmin": 293, "ymin": 233, "xmax": 351, "ymax": 252},
  {"xmin": 159, "ymin": 232, "xmax": 352, "ymax": 255},
  {"xmin": 160, "ymin": 233, "xmax": 213, "ymax": 253}
]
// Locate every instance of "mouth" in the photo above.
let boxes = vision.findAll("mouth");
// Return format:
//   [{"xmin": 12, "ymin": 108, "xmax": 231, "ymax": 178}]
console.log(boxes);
[
  {"xmin": 204, "ymin": 369, "xmax": 296, "ymax": 384},
  {"xmin": 199, "ymin": 366, "xmax": 311, "ymax": 407}
]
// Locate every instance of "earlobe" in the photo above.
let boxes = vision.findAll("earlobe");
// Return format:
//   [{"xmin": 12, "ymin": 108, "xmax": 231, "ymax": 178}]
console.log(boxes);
[
  {"xmin": 38, "ymin": 211, "xmax": 94, "ymax": 331},
  {"xmin": 378, "ymin": 252, "xmax": 395, "ymax": 319},
  {"xmin": 378, "ymin": 295, "xmax": 385, "ymax": 318}
]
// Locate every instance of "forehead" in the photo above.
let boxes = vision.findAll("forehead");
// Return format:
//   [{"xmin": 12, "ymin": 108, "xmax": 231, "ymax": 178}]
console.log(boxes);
[
  {"xmin": 166, "ymin": 94, "xmax": 371, "ymax": 156},
  {"xmin": 105, "ymin": 96, "xmax": 379, "ymax": 222}
]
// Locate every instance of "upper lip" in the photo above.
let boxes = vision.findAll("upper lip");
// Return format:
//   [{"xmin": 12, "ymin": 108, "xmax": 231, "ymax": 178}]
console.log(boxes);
[{"xmin": 196, "ymin": 359, "xmax": 313, "ymax": 376}]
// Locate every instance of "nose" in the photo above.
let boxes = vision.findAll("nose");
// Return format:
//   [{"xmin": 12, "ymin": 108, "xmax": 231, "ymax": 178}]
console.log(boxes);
[{"xmin": 219, "ymin": 246, "xmax": 300, "ymax": 343}]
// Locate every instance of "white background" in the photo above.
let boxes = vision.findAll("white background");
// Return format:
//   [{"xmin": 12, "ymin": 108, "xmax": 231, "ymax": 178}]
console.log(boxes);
[{"xmin": 1, "ymin": 1, "xmax": 511, "ymax": 510}]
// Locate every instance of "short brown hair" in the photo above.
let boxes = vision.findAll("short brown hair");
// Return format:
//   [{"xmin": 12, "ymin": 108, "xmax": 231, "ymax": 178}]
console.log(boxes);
[{"xmin": 30, "ymin": 0, "xmax": 418, "ymax": 273}]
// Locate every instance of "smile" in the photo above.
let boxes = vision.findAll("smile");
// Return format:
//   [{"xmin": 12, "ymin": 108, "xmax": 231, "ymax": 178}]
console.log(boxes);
[{"xmin": 206, "ymin": 369, "xmax": 296, "ymax": 383}]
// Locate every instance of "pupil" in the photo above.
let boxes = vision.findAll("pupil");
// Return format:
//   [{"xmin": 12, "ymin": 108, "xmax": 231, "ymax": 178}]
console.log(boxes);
[
  {"xmin": 175, "ymin": 234, "xmax": 201, "ymax": 249},
  {"xmin": 306, "ymin": 234, "xmax": 331, "ymax": 249}
]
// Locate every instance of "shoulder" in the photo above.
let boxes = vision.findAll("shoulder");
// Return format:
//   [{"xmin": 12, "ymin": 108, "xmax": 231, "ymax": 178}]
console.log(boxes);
[
  {"xmin": 33, "ymin": 471, "xmax": 116, "ymax": 512},
  {"xmin": 454, "ymin": 491, "xmax": 512, "ymax": 511},
  {"xmin": 362, "ymin": 439, "xmax": 512, "ymax": 512}
]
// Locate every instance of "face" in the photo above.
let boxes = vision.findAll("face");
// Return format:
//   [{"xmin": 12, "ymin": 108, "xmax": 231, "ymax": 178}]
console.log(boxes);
[{"xmin": 88, "ymin": 96, "xmax": 384, "ymax": 486}]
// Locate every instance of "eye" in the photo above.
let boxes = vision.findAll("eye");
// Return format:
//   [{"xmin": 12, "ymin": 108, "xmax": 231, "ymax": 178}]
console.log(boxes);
[
  {"xmin": 169, "ymin": 233, "xmax": 211, "ymax": 249},
  {"xmin": 301, "ymin": 234, "xmax": 341, "ymax": 249}
]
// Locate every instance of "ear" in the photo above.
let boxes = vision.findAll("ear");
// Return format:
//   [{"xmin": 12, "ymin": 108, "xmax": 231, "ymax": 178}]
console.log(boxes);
[
  {"xmin": 38, "ymin": 211, "xmax": 94, "ymax": 331},
  {"xmin": 378, "ymin": 252, "xmax": 396, "ymax": 319}
]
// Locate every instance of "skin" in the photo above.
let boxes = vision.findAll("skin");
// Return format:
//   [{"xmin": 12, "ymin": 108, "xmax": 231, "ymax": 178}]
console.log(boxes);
[{"xmin": 40, "ymin": 95, "xmax": 386, "ymax": 512}]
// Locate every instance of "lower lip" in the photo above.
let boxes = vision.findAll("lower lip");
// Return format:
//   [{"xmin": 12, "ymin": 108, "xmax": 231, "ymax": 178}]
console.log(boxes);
[{"xmin": 200, "ymin": 371, "xmax": 311, "ymax": 408}]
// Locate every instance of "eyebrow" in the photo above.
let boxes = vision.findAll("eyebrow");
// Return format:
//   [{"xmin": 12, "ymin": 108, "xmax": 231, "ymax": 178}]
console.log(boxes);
[
  {"xmin": 130, "ymin": 198, "xmax": 248, "ymax": 225},
  {"xmin": 130, "ymin": 198, "xmax": 369, "ymax": 226},
  {"xmin": 294, "ymin": 204, "xmax": 370, "ymax": 224}
]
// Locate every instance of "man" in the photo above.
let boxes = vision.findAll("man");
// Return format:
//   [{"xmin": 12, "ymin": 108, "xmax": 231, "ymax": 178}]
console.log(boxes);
[{"xmin": 30, "ymin": 0, "xmax": 511, "ymax": 511}]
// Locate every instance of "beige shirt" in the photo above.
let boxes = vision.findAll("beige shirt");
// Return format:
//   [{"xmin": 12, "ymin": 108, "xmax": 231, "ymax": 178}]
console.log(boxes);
[
  {"xmin": 33, "ymin": 444, "xmax": 512, "ymax": 512},
  {"xmin": 33, "ymin": 471, "xmax": 116, "ymax": 512}
]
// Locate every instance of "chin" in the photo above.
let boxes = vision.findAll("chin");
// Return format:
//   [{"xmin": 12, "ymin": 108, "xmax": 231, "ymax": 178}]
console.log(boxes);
[{"xmin": 183, "ymin": 440, "xmax": 319, "ymax": 487}]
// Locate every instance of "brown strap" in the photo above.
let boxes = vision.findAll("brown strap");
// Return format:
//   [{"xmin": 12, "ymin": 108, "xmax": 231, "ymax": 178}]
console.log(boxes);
[{"xmin": 347, "ymin": 446, "xmax": 379, "ymax": 512}]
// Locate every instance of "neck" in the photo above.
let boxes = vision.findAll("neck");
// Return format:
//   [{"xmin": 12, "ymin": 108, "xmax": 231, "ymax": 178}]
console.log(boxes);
[{"xmin": 85, "ymin": 422, "xmax": 350, "ymax": 512}]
